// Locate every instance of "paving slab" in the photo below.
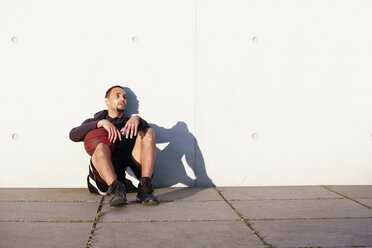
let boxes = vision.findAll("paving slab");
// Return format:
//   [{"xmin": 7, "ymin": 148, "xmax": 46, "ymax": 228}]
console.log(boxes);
[
  {"xmin": 328, "ymin": 185, "xmax": 372, "ymax": 199},
  {"xmin": 358, "ymin": 199, "xmax": 372, "ymax": 208},
  {"xmin": 0, "ymin": 222, "xmax": 91, "ymax": 248},
  {"xmin": 104, "ymin": 187, "xmax": 221, "ymax": 203},
  {"xmin": 105, "ymin": 193, "xmax": 151, "ymax": 204},
  {"xmin": 100, "ymin": 201, "xmax": 239, "ymax": 222},
  {"xmin": 0, "ymin": 188, "xmax": 102, "ymax": 202},
  {"xmin": 0, "ymin": 201, "xmax": 99, "ymax": 221},
  {"xmin": 91, "ymin": 221, "xmax": 265, "ymax": 248},
  {"xmin": 231, "ymin": 199, "xmax": 372, "ymax": 219},
  {"xmin": 217, "ymin": 186, "xmax": 341, "ymax": 200},
  {"xmin": 155, "ymin": 187, "xmax": 222, "ymax": 201},
  {"xmin": 251, "ymin": 219, "xmax": 372, "ymax": 248}
]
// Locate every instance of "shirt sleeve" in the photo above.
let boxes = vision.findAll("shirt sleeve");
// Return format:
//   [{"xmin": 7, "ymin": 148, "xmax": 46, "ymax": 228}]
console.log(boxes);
[
  {"xmin": 138, "ymin": 117, "xmax": 150, "ymax": 130},
  {"xmin": 69, "ymin": 118, "xmax": 98, "ymax": 142}
]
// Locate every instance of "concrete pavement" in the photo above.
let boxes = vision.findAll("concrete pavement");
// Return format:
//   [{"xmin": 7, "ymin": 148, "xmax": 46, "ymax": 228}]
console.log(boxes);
[{"xmin": 0, "ymin": 186, "xmax": 371, "ymax": 248}]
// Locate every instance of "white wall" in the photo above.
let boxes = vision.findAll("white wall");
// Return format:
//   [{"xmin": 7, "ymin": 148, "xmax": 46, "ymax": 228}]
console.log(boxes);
[{"xmin": 0, "ymin": 0, "xmax": 371, "ymax": 187}]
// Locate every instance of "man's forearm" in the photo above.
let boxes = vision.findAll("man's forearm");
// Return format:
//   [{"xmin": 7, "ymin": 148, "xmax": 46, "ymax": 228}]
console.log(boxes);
[{"xmin": 69, "ymin": 120, "xmax": 98, "ymax": 142}]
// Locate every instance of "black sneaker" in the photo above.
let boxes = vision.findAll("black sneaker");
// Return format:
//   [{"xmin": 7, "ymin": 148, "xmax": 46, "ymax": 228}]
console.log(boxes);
[
  {"xmin": 118, "ymin": 177, "xmax": 138, "ymax": 193},
  {"xmin": 136, "ymin": 177, "xmax": 159, "ymax": 206},
  {"xmin": 108, "ymin": 180, "xmax": 128, "ymax": 206}
]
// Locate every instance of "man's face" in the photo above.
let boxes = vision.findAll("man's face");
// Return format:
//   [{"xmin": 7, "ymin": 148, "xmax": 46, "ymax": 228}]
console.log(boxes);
[{"xmin": 105, "ymin": 87, "xmax": 127, "ymax": 113}]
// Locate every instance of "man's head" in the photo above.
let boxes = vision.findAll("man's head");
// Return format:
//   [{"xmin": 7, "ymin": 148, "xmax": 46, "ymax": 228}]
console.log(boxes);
[{"xmin": 105, "ymin": 85, "xmax": 127, "ymax": 115}]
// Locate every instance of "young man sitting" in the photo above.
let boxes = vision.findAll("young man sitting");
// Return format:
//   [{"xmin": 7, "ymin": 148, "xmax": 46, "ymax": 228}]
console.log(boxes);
[{"xmin": 69, "ymin": 85, "xmax": 159, "ymax": 206}]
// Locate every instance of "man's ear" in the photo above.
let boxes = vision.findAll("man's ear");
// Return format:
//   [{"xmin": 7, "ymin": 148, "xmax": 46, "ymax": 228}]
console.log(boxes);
[{"xmin": 105, "ymin": 97, "xmax": 109, "ymax": 107}]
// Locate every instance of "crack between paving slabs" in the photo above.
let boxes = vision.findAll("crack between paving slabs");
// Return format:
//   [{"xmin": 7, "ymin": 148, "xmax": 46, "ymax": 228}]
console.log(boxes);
[
  {"xmin": 0, "ymin": 219, "xmax": 95, "ymax": 223},
  {"xmin": 214, "ymin": 187, "xmax": 274, "ymax": 248},
  {"xmin": 85, "ymin": 196, "xmax": 104, "ymax": 248},
  {"xmin": 322, "ymin": 186, "xmax": 372, "ymax": 209},
  {"xmin": 0, "ymin": 200, "xmax": 102, "ymax": 203},
  {"xmin": 4, "ymin": 216, "xmax": 371, "ymax": 224},
  {"xmin": 228, "ymin": 198, "xmax": 344, "ymax": 201},
  {"xmin": 245, "ymin": 216, "xmax": 372, "ymax": 221},
  {"xmin": 97, "ymin": 219, "xmax": 242, "ymax": 224},
  {"xmin": 286, "ymin": 246, "xmax": 368, "ymax": 248}
]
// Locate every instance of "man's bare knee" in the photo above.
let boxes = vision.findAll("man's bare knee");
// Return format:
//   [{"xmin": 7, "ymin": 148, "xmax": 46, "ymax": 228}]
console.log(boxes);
[
  {"xmin": 139, "ymin": 128, "xmax": 155, "ymax": 142},
  {"xmin": 93, "ymin": 143, "xmax": 111, "ymax": 158}
]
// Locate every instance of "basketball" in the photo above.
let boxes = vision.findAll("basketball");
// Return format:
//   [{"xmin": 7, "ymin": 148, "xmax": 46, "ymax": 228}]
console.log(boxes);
[{"xmin": 84, "ymin": 128, "xmax": 115, "ymax": 156}]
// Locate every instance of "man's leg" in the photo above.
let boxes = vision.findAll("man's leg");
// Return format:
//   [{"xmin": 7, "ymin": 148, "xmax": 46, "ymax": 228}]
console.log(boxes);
[
  {"xmin": 131, "ymin": 128, "xmax": 159, "ymax": 205},
  {"xmin": 91, "ymin": 143, "xmax": 127, "ymax": 206},
  {"xmin": 91, "ymin": 143, "xmax": 116, "ymax": 186},
  {"xmin": 131, "ymin": 128, "xmax": 156, "ymax": 178}
]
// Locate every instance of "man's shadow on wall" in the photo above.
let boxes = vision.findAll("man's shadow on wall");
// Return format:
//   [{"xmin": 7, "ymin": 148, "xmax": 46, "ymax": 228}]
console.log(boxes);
[{"xmin": 124, "ymin": 87, "xmax": 215, "ymax": 191}]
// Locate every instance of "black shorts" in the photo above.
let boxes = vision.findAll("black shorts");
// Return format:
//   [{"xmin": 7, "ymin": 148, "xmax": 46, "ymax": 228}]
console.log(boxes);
[
  {"xmin": 87, "ymin": 158, "xmax": 142, "ymax": 195},
  {"xmin": 87, "ymin": 135, "xmax": 142, "ymax": 195}
]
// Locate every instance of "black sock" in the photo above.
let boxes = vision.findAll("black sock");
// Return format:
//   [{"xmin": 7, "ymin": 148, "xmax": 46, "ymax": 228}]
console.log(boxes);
[{"xmin": 140, "ymin": 177, "xmax": 151, "ymax": 185}]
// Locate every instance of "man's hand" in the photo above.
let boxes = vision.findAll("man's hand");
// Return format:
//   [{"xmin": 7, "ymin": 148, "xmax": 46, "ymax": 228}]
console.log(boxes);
[
  {"xmin": 121, "ymin": 116, "xmax": 140, "ymax": 139},
  {"xmin": 97, "ymin": 119, "xmax": 122, "ymax": 143}
]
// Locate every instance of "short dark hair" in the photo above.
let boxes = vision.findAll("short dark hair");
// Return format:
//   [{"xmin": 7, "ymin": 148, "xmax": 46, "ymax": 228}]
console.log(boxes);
[{"xmin": 105, "ymin": 85, "xmax": 124, "ymax": 98}]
